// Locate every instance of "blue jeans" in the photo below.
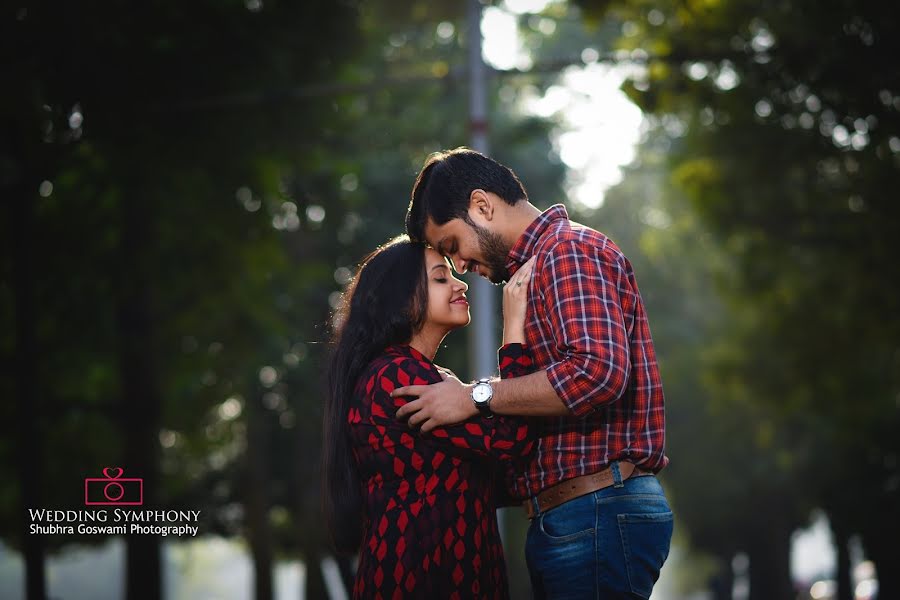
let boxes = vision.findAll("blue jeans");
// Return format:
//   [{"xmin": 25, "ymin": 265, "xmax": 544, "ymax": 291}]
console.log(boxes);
[{"xmin": 524, "ymin": 463, "xmax": 673, "ymax": 599}]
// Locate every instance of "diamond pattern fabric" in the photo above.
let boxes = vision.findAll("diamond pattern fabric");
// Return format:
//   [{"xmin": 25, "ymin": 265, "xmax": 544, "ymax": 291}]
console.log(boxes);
[{"xmin": 349, "ymin": 343, "xmax": 534, "ymax": 599}]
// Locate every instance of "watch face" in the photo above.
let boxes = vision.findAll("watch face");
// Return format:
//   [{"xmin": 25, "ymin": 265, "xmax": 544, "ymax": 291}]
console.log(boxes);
[{"xmin": 473, "ymin": 384, "xmax": 491, "ymax": 403}]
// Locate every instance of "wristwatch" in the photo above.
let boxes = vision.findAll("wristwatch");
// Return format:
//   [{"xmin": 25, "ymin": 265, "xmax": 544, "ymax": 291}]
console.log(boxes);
[{"xmin": 471, "ymin": 378, "xmax": 494, "ymax": 418}]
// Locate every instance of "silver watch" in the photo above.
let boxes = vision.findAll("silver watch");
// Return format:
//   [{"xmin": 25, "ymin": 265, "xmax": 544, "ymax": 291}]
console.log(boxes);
[{"xmin": 471, "ymin": 378, "xmax": 494, "ymax": 418}]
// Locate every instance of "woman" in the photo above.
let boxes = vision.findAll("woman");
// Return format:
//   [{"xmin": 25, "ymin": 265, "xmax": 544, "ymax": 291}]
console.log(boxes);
[{"xmin": 323, "ymin": 235, "xmax": 536, "ymax": 599}]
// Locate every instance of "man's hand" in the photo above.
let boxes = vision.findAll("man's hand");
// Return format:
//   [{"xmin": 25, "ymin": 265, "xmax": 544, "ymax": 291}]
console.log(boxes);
[{"xmin": 392, "ymin": 372, "xmax": 478, "ymax": 432}]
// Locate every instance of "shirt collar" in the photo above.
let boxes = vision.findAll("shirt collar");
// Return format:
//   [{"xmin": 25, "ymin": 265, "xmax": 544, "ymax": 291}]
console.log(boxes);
[{"xmin": 506, "ymin": 204, "xmax": 569, "ymax": 275}]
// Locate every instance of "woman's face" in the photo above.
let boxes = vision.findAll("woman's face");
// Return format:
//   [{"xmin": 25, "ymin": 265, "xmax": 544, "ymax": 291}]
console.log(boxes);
[{"xmin": 424, "ymin": 247, "xmax": 470, "ymax": 331}]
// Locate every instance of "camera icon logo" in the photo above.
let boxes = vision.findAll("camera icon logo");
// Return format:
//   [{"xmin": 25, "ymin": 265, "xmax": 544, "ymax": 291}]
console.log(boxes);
[{"xmin": 84, "ymin": 467, "xmax": 143, "ymax": 506}]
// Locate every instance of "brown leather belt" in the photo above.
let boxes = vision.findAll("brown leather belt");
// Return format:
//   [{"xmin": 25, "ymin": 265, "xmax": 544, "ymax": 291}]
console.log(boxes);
[{"xmin": 523, "ymin": 462, "xmax": 651, "ymax": 519}]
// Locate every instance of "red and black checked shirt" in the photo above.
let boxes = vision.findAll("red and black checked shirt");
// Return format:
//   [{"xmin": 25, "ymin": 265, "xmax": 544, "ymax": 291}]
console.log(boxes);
[
  {"xmin": 505, "ymin": 204, "xmax": 668, "ymax": 498},
  {"xmin": 349, "ymin": 343, "xmax": 534, "ymax": 599}
]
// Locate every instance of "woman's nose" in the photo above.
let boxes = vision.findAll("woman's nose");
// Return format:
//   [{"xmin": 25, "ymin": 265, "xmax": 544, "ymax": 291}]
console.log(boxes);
[{"xmin": 454, "ymin": 278, "xmax": 468, "ymax": 292}]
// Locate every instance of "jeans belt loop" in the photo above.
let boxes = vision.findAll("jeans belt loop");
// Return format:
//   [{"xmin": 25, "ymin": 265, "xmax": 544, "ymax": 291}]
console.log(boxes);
[{"xmin": 612, "ymin": 460, "xmax": 624, "ymax": 488}]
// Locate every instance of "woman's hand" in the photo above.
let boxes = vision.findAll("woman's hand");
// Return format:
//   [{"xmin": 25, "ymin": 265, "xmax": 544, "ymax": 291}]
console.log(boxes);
[{"xmin": 502, "ymin": 256, "xmax": 536, "ymax": 345}]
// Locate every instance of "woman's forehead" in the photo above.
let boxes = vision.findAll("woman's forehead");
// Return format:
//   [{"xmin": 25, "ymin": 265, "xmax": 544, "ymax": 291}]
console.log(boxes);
[{"xmin": 424, "ymin": 247, "xmax": 450, "ymax": 268}]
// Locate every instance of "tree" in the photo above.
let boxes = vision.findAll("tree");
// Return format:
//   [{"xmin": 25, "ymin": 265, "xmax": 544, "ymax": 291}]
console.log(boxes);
[
  {"xmin": 2, "ymin": 2, "xmax": 359, "ymax": 598},
  {"xmin": 578, "ymin": 0, "xmax": 900, "ymax": 597}
]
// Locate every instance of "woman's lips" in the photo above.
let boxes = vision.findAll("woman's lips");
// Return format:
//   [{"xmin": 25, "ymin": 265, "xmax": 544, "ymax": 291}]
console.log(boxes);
[{"xmin": 451, "ymin": 297, "xmax": 469, "ymax": 305}]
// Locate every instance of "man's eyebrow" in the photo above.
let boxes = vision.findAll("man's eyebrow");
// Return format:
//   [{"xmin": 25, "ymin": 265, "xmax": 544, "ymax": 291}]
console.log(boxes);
[{"xmin": 435, "ymin": 237, "xmax": 447, "ymax": 255}]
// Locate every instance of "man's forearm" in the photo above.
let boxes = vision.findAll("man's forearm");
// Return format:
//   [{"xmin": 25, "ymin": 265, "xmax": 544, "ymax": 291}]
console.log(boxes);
[{"xmin": 490, "ymin": 370, "xmax": 572, "ymax": 417}]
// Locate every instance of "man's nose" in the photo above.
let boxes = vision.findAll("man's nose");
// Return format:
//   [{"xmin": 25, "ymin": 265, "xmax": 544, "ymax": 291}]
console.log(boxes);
[{"xmin": 450, "ymin": 256, "xmax": 467, "ymax": 274}]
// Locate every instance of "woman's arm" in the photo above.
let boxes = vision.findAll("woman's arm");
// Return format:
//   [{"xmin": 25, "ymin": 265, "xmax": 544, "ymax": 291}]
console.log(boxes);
[
  {"xmin": 492, "ymin": 343, "xmax": 538, "ymax": 506},
  {"xmin": 502, "ymin": 255, "xmax": 535, "ymax": 345},
  {"xmin": 492, "ymin": 258, "xmax": 539, "ymax": 505}
]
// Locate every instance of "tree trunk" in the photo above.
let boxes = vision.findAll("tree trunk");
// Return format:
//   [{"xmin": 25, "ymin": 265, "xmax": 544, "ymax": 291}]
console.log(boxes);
[
  {"xmin": 293, "ymin": 383, "xmax": 329, "ymax": 600},
  {"xmin": 245, "ymin": 395, "xmax": 274, "ymax": 600},
  {"xmin": 500, "ymin": 508, "xmax": 530, "ymax": 600},
  {"xmin": 296, "ymin": 466, "xmax": 327, "ymax": 598},
  {"xmin": 746, "ymin": 511, "xmax": 793, "ymax": 600},
  {"xmin": 303, "ymin": 549, "xmax": 327, "ymax": 600},
  {"xmin": 831, "ymin": 518, "xmax": 852, "ymax": 600},
  {"xmin": 335, "ymin": 555, "xmax": 356, "ymax": 596},
  {"xmin": 863, "ymin": 530, "xmax": 898, "ymax": 600},
  {"xmin": 115, "ymin": 192, "xmax": 162, "ymax": 600},
  {"xmin": 9, "ymin": 175, "xmax": 47, "ymax": 600},
  {"xmin": 709, "ymin": 553, "xmax": 734, "ymax": 600}
]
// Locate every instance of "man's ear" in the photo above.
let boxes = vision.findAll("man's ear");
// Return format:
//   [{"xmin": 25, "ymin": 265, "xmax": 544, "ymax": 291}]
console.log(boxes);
[{"xmin": 468, "ymin": 189, "xmax": 495, "ymax": 222}]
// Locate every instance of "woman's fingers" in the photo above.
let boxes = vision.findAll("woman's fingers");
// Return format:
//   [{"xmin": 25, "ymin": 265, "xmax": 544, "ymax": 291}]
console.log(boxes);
[
  {"xmin": 518, "ymin": 256, "xmax": 536, "ymax": 280},
  {"xmin": 508, "ymin": 256, "xmax": 536, "ymax": 287},
  {"xmin": 505, "ymin": 257, "xmax": 536, "ymax": 297}
]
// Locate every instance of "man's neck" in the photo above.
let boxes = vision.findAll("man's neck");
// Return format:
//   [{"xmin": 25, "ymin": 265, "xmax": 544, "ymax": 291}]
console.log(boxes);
[{"xmin": 502, "ymin": 201, "xmax": 543, "ymax": 247}]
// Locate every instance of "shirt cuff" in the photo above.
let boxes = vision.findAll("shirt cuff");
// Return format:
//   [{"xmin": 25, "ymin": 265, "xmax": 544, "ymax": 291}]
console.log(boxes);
[{"xmin": 545, "ymin": 359, "xmax": 595, "ymax": 418}]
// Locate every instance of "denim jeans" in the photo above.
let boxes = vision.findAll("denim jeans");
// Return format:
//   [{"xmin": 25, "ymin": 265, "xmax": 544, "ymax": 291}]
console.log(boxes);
[{"xmin": 524, "ymin": 463, "xmax": 673, "ymax": 599}]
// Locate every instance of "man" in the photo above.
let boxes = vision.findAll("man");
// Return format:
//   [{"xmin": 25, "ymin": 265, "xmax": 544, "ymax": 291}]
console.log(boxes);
[{"xmin": 393, "ymin": 148, "xmax": 673, "ymax": 599}]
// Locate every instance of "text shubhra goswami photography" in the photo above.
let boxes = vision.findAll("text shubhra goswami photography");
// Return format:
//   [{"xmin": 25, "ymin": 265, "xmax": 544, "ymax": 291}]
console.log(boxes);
[
  {"xmin": 27, "ymin": 468, "xmax": 202, "ymax": 538},
  {"xmin": 28, "ymin": 509, "xmax": 202, "ymax": 537}
]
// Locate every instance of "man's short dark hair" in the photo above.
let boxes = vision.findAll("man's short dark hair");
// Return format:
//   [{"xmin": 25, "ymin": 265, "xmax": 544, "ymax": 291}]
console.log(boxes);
[{"xmin": 405, "ymin": 148, "xmax": 528, "ymax": 242}]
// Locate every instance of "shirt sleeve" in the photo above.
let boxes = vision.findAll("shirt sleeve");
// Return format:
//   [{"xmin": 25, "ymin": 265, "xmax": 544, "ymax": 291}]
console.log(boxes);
[
  {"xmin": 540, "ymin": 240, "xmax": 632, "ymax": 417},
  {"xmin": 371, "ymin": 357, "xmax": 533, "ymax": 462}
]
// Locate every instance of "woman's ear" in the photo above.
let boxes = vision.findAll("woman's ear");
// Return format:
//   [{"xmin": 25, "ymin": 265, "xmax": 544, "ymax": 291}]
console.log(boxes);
[{"xmin": 468, "ymin": 189, "xmax": 495, "ymax": 222}]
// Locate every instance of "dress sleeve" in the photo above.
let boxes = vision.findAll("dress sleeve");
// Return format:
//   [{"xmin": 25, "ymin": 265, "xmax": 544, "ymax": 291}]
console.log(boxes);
[
  {"xmin": 493, "ymin": 343, "xmax": 538, "ymax": 506},
  {"xmin": 498, "ymin": 343, "xmax": 534, "ymax": 378},
  {"xmin": 370, "ymin": 357, "xmax": 533, "ymax": 462}
]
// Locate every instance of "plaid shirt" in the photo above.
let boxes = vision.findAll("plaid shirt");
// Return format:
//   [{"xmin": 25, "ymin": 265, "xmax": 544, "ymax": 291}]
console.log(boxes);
[{"xmin": 505, "ymin": 204, "xmax": 668, "ymax": 497}]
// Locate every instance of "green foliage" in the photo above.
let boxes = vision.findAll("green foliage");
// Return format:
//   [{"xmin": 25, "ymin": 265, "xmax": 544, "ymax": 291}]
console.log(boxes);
[
  {"xmin": 1, "ymin": 2, "xmax": 566, "ymax": 597},
  {"xmin": 593, "ymin": 0, "xmax": 900, "ymax": 591},
  {"xmin": 0, "ymin": 0, "xmax": 361, "ymax": 575}
]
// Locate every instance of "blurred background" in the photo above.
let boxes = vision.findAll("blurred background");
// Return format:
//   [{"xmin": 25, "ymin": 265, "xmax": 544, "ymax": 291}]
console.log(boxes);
[{"xmin": 1, "ymin": 1, "xmax": 898, "ymax": 599}]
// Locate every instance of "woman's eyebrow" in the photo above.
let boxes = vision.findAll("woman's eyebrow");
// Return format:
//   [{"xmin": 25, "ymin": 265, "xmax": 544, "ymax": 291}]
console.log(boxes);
[{"xmin": 431, "ymin": 264, "xmax": 449, "ymax": 272}]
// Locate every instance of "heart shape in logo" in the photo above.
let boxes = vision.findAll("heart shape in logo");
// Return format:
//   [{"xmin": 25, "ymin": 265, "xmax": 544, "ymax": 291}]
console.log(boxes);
[{"xmin": 102, "ymin": 467, "xmax": 124, "ymax": 479}]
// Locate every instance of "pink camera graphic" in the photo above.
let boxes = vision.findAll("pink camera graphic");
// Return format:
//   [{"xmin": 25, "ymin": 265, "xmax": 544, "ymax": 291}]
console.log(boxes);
[{"xmin": 84, "ymin": 467, "xmax": 143, "ymax": 506}]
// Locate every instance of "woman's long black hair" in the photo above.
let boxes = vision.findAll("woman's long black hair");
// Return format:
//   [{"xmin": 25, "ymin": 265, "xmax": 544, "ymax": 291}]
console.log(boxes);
[{"xmin": 323, "ymin": 235, "xmax": 429, "ymax": 553}]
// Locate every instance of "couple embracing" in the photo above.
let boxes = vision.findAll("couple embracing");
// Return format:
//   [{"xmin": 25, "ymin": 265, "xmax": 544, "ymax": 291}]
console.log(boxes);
[{"xmin": 323, "ymin": 148, "xmax": 673, "ymax": 599}]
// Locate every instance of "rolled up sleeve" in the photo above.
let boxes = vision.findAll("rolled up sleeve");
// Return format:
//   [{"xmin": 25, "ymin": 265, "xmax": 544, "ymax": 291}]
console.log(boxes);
[{"xmin": 541, "ymin": 240, "xmax": 631, "ymax": 417}]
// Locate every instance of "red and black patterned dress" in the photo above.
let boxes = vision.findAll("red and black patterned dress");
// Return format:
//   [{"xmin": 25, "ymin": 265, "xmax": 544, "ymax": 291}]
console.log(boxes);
[{"xmin": 348, "ymin": 343, "xmax": 535, "ymax": 600}]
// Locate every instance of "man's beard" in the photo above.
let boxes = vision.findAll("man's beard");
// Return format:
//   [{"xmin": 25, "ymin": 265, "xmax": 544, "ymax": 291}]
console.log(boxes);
[{"xmin": 472, "ymin": 222, "xmax": 511, "ymax": 284}]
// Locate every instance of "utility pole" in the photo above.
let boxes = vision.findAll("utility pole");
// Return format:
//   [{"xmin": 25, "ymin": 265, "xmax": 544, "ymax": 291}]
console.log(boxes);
[
  {"xmin": 466, "ymin": 0, "xmax": 498, "ymax": 383},
  {"xmin": 467, "ymin": 0, "xmax": 517, "ymax": 556}
]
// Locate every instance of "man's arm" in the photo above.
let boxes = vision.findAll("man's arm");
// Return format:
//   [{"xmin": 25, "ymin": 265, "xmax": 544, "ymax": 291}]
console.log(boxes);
[
  {"xmin": 492, "ymin": 370, "xmax": 568, "ymax": 415},
  {"xmin": 538, "ymin": 239, "xmax": 632, "ymax": 417},
  {"xmin": 393, "ymin": 370, "xmax": 569, "ymax": 432},
  {"xmin": 395, "ymin": 239, "xmax": 633, "ymax": 431}
]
